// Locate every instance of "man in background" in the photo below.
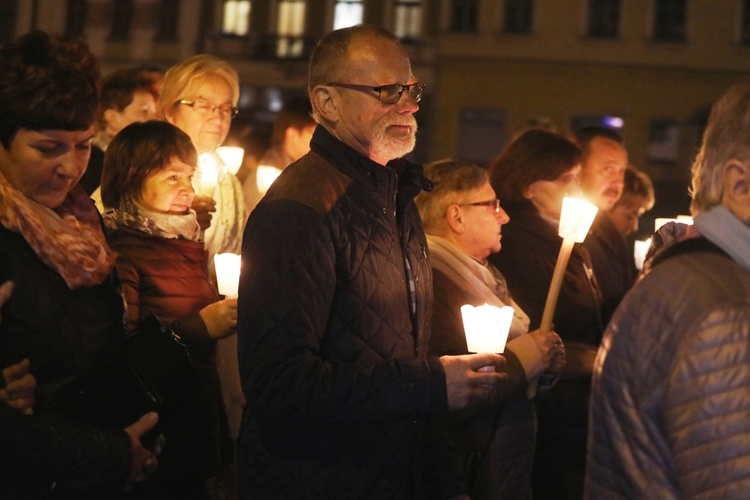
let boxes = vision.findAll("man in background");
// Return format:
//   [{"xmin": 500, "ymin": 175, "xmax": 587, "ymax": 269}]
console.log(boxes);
[{"xmin": 242, "ymin": 96, "xmax": 316, "ymax": 212}]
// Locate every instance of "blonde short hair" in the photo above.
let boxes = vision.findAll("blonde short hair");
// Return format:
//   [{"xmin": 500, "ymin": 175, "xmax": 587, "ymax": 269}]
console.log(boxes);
[{"xmin": 160, "ymin": 54, "xmax": 239, "ymax": 119}]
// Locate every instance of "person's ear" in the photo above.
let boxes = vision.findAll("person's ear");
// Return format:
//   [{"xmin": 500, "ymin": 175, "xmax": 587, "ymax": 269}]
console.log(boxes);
[
  {"xmin": 523, "ymin": 182, "xmax": 537, "ymax": 200},
  {"xmin": 445, "ymin": 204, "xmax": 465, "ymax": 234},
  {"xmin": 102, "ymin": 109, "xmax": 120, "ymax": 133},
  {"xmin": 722, "ymin": 159, "xmax": 750, "ymax": 215},
  {"xmin": 310, "ymin": 86, "xmax": 338, "ymax": 124}
]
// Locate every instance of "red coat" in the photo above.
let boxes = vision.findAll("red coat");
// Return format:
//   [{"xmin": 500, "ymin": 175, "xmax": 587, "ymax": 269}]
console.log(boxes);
[{"xmin": 109, "ymin": 228, "xmax": 218, "ymax": 362}]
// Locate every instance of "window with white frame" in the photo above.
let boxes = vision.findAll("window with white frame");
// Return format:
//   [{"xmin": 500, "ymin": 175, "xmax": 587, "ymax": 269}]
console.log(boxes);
[
  {"xmin": 393, "ymin": 0, "xmax": 422, "ymax": 41},
  {"xmin": 277, "ymin": 0, "xmax": 306, "ymax": 58},
  {"xmin": 334, "ymin": 0, "xmax": 363, "ymax": 30},
  {"xmin": 223, "ymin": 0, "xmax": 251, "ymax": 36}
]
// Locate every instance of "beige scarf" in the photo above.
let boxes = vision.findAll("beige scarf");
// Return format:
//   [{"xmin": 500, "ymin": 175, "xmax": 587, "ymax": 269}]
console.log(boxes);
[
  {"xmin": 0, "ymin": 172, "xmax": 116, "ymax": 289},
  {"xmin": 426, "ymin": 234, "xmax": 530, "ymax": 339}
]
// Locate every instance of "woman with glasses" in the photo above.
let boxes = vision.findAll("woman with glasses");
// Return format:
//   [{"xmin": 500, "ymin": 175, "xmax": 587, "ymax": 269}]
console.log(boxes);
[
  {"xmin": 415, "ymin": 159, "xmax": 565, "ymax": 499},
  {"xmin": 488, "ymin": 129, "xmax": 602, "ymax": 500},
  {"xmin": 160, "ymin": 54, "xmax": 245, "ymax": 263}
]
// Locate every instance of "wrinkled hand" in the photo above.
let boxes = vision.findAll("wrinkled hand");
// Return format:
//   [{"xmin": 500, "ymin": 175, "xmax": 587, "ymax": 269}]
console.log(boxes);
[
  {"xmin": 528, "ymin": 329, "xmax": 565, "ymax": 370},
  {"xmin": 200, "ymin": 298, "xmax": 238, "ymax": 339},
  {"xmin": 1, "ymin": 358, "xmax": 36, "ymax": 415},
  {"xmin": 192, "ymin": 195, "xmax": 217, "ymax": 231},
  {"xmin": 124, "ymin": 412, "xmax": 162, "ymax": 484},
  {"xmin": 440, "ymin": 353, "xmax": 507, "ymax": 411}
]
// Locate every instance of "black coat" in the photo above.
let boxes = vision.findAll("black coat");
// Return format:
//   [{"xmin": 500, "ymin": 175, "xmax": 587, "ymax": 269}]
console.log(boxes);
[
  {"xmin": 238, "ymin": 126, "xmax": 462, "ymax": 499},
  {"xmin": 0, "ymin": 225, "xmax": 132, "ymax": 499}
]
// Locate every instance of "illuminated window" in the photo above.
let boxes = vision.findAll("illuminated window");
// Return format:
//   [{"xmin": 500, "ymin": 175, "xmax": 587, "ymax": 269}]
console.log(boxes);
[
  {"xmin": 156, "ymin": 0, "xmax": 180, "ymax": 40},
  {"xmin": 393, "ymin": 0, "xmax": 422, "ymax": 40},
  {"xmin": 653, "ymin": 0, "xmax": 686, "ymax": 41},
  {"xmin": 588, "ymin": 0, "xmax": 620, "ymax": 38},
  {"xmin": 450, "ymin": 0, "xmax": 478, "ymax": 33},
  {"xmin": 334, "ymin": 0, "xmax": 363, "ymax": 30},
  {"xmin": 503, "ymin": 0, "xmax": 533, "ymax": 35},
  {"xmin": 277, "ymin": 0, "xmax": 306, "ymax": 58},
  {"xmin": 223, "ymin": 0, "xmax": 251, "ymax": 36},
  {"xmin": 110, "ymin": 0, "xmax": 134, "ymax": 40}
]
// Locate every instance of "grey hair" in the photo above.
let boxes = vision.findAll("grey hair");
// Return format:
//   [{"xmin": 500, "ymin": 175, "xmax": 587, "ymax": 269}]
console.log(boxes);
[
  {"xmin": 691, "ymin": 82, "xmax": 750, "ymax": 213},
  {"xmin": 416, "ymin": 159, "xmax": 489, "ymax": 233}
]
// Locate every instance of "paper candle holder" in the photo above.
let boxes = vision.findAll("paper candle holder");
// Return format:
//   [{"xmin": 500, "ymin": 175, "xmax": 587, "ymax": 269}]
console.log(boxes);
[
  {"xmin": 214, "ymin": 253, "xmax": 241, "ymax": 298},
  {"xmin": 558, "ymin": 197, "xmax": 599, "ymax": 243},
  {"xmin": 461, "ymin": 304, "xmax": 515, "ymax": 354},
  {"xmin": 216, "ymin": 146, "xmax": 245, "ymax": 175},
  {"xmin": 197, "ymin": 152, "xmax": 219, "ymax": 197}
]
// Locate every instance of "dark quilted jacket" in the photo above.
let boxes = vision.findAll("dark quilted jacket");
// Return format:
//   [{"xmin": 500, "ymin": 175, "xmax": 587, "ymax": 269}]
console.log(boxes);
[
  {"xmin": 0, "ymin": 225, "xmax": 132, "ymax": 499},
  {"xmin": 238, "ymin": 126, "xmax": 462, "ymax": 499}
]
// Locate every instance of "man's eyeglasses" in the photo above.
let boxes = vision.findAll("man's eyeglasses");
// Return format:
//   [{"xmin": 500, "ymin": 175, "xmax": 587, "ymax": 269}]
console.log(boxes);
[
  {"xmin": 177, "ymin": 99, "xmax": 239, "ymax": 119},
  {"xmin": 461, "ymin": 199, "xmax": 502, "ymax": 213},
  {"xmin": 327, "ymin": 83, "xmax": 425, "ymax": 105}
]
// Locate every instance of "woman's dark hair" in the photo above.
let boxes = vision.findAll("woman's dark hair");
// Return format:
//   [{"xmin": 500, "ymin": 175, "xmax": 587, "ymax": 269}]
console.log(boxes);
[
  {"xmin": 0, "ymin": 30, "xmax": 100, "ymax": 148},
  {"xmin": 488, "ymin": 129, "xmax": 582, "ymax": 205},
  {"xmin": 101, "ymin": 120, "xmax": 197, "ymax": 209}
]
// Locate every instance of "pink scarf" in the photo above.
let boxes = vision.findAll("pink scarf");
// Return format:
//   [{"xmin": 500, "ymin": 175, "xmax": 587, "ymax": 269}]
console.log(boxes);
[{"xmin": 0, "ymin": 172, "xmax": 116, "ymax": 289}]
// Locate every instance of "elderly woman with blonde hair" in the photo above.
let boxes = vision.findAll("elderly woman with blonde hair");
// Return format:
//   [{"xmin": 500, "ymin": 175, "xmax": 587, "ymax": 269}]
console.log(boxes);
[
  {"xmin": 161, "ymin": 54, "xmax": 245, "ymax": 261},
  {"xmin": 416, "ymin": 159, "xmax": 565, "ymax": 499},
  {"xmin": 161, "ymin": 55, "xmax": 247, "ymax": 458},
  {"xmin": 586, "ymin": 83, "xmax": 750, "ymax": 498}
]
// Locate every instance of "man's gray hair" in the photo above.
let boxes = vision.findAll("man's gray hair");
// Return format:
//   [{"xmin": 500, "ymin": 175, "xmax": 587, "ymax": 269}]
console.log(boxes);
[{"xmin": 691, "ymin": 82, "xmax": 750, "ymax": 213}]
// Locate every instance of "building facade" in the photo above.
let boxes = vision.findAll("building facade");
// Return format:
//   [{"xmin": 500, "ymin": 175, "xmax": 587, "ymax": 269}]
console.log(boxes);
[{"xmin": 6, "ymin": 0, "xmax": 750, "ymax": 216}]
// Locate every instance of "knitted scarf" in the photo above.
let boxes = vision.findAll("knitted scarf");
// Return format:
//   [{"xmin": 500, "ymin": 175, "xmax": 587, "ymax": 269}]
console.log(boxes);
[
  {"xmin": 0, "ymin": 171, "xmax": 116, "ymax": 289},
  {"xmin": 103, "ymin": 199, "xmax": 201, "ymax": 242}
]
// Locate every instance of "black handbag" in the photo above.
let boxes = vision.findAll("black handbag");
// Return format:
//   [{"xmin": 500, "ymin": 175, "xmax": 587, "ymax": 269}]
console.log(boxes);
[{"xmin": 59, "ymin": 314, "xmax": 199, "ymax": 447}]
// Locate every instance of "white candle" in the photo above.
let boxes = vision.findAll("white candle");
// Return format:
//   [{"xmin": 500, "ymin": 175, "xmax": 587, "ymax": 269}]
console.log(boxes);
[
  {"xmin": 198, "ymin": 153, "xmax": 219, "ymax": 197},
  {"xmin": 633, "ymin": 238, "xmax": 651, "ymax": 270},
  {"xmin": 540, "ymin": 197, "xmax": 599, "ymax": 333},
  {"xmin": 216, "ymin": 146, "xmax": 245, "ymax": 175},
  {"xmin": 558, "ymin": 197, "xmax": 599, "ymax": 242},
  {"xmin": 461, "ymin": 304, "xmax": 515, "ymax": 354},
  {"xmin": 214, "ymin": 253, "xmax": 241, "ymax": 298}
]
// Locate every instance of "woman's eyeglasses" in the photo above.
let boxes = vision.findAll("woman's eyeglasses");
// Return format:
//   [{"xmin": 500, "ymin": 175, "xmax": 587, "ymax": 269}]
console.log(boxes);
[{"xmin": 177, "ymin": 99, "xmax": 239, "ymax": 119}]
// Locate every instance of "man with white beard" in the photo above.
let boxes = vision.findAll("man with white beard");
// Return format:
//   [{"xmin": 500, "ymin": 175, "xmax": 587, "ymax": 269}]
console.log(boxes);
[{"xmin": 237, "ymin": 25, "xmax": 506, "ymax": 499}]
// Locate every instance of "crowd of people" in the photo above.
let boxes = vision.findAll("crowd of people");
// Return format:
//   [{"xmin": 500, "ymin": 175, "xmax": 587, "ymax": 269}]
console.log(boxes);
[{"xmin": 0, "ymin": 23, "xmax": 748, "ymax": 500}]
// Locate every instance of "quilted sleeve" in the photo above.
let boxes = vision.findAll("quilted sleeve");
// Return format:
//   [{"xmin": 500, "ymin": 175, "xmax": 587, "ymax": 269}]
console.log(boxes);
[
  {"xmin": 665, "ymin": 302, "xmax": 750, "ymax": 497},
  {"xmin": 238, "ymin": 200, "xmax": 443, "ymax": 425}
]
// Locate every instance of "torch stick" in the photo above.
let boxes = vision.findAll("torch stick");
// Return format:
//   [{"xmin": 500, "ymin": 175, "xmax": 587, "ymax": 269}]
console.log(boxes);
[{"xmin": 539, "ymin": 197, "xmax": 598, "ymax": 334}]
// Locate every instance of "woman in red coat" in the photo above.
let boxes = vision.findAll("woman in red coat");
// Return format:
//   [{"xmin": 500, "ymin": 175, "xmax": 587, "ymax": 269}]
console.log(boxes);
[{"xmin": 101, "ymin": 120, "xmax": 236, "ymax": 500}]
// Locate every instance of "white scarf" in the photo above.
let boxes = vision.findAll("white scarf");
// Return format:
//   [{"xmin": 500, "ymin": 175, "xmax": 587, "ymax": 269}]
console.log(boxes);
[{"xmin": 426, "ymin": 234, "xmax": 530, "ymax": 339}]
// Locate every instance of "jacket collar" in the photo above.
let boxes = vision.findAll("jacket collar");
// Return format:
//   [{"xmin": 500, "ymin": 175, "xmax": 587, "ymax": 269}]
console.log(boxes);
[
  {"xmin": 694, "ymin": 205, "xmax": 750, "ymax": 270},
  {"xmin": 310, "ymin": 126, "xmax": 433, "ymax": 199}
]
